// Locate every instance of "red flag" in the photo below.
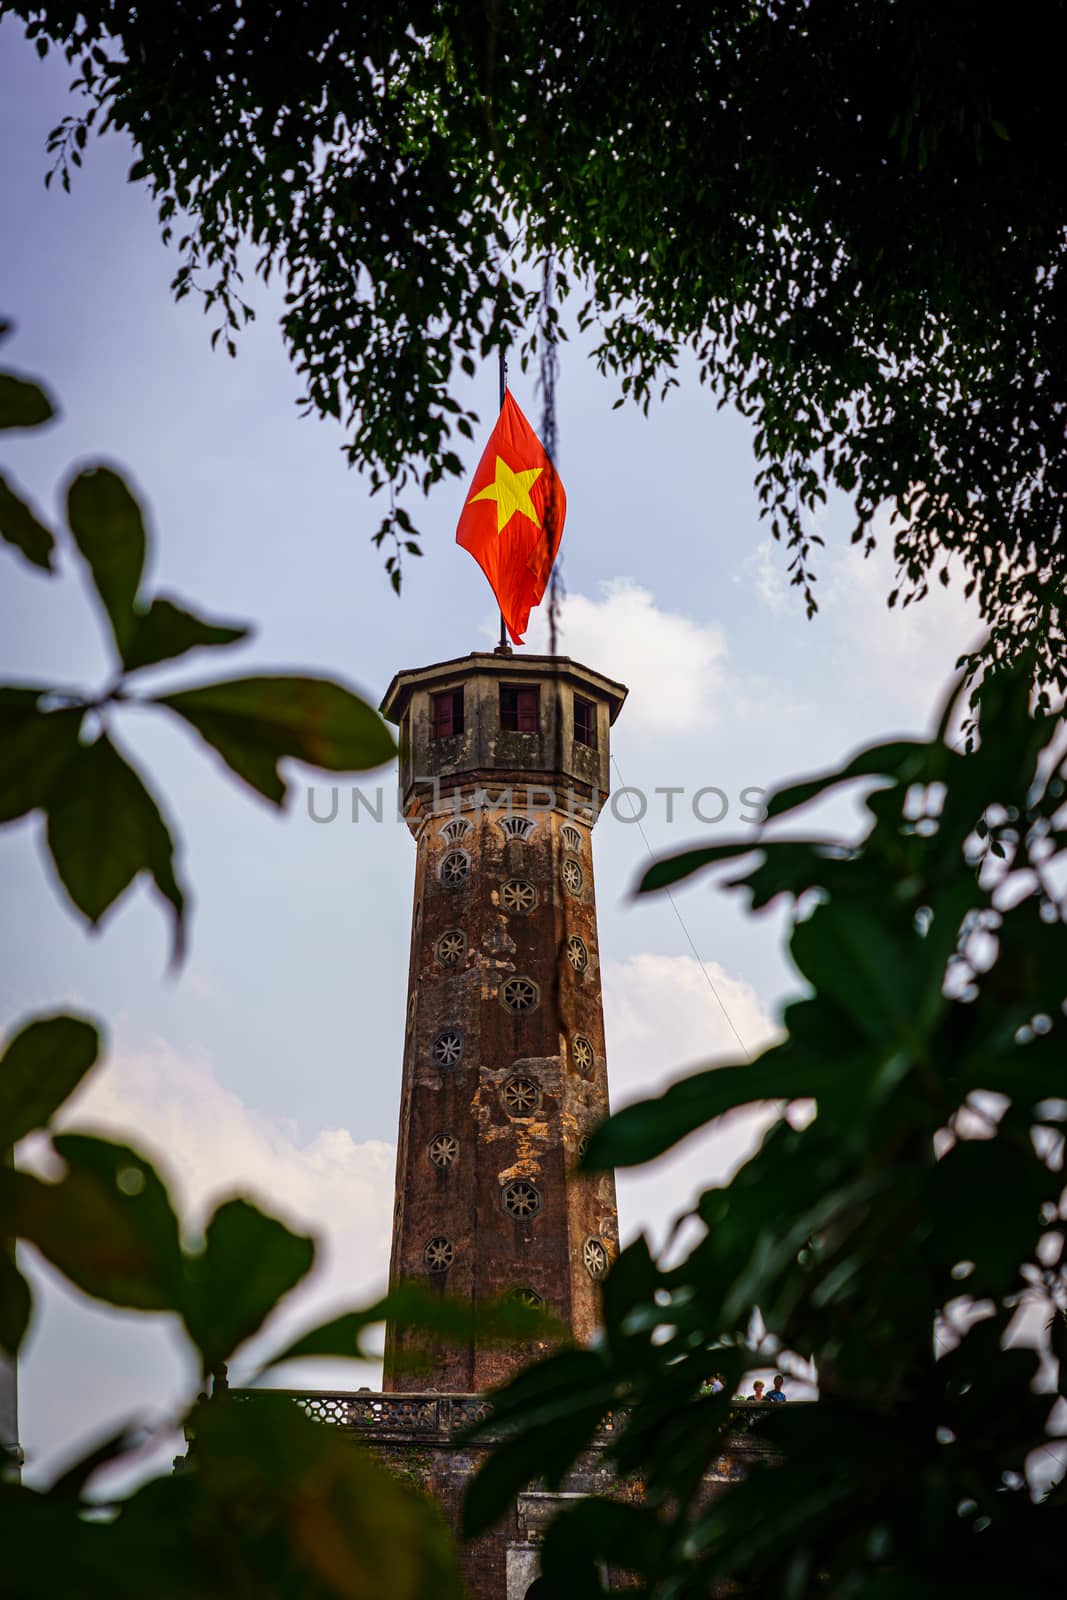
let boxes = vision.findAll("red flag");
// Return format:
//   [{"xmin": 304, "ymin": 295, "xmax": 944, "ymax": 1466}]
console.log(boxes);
[{"xmin": 455, "ymin": 388, "xmax": 566, "ymax": 645}]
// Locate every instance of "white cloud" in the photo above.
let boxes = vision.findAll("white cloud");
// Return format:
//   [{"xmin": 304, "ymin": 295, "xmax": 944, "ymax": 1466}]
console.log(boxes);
[
  {"xmin": 823, "ymin": 530, "xmax": 984, "ymax": 715},
  {"xmin": 19, "ymin": 1037, "xmax": 395, "ymax": 1483},
  {"xmin": 744, "ymin": 540, "xmax": 793, "ymax": 616},
  {"xmin": 602, "ymin": 953, "xmax": 782, "ymax": 1252},
  {"xmin": 524, "ymin": 577, "xmax": 730, "ymax": 732},
  {"xmin": 746, "ymin": 513, "xmax": 985, "ymax": 729},
  {"xmin": 19, "ymin": 957, "xmax": 786, "ymax": 1480}
]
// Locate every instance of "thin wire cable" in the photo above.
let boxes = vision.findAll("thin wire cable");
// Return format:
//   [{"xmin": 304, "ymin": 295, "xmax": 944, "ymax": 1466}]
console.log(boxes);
[{"xmin": 611, "ymin": 754, "xmax": 753, "ymax": 1062}]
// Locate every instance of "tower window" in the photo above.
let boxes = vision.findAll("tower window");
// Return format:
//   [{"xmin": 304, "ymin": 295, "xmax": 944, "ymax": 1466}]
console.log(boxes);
[
  {"xmin": 499, "ymin": 815, "xmax": 536, "ymax": 841},
  {"xmin": 431, "ymin": 688, "xmax": 464, "ymax": 739},
  {"xmin": 435, "ymin": 929, "xmax": 466, "ymax": 966},
  {"xmin": 500, "ymin": 683, "xmax": 540, "ymax": 733},
  {"xmin": 424, "ymin": 1236, "xmax": 455, "ymax": 1273},
  {"xmin": 427, "ymin": 1132, "xmax": 459, "ymax": 1169},
  {"xmin": 501, "ymin": 1075, "xmax": 542, "ymax": 1115},
  {"xmin": 430, "ymin": 1028, "xmax": 464, "ymax": 1067},
  {"xmin": 582, "ymin": 1237, "xmax": 608, "ymax": 1279},
  {"xmin": 561, "ymin": 859, "xmax": 584, "ymax": 896},
  {"xmin": 438, "ymin": 849, "xmax": 471, "ymax": 887},
  {"xmin": 500, "ymin": 879, "xmax": 537, "ymax": 914},
  {"xmin": 572, "ymin": 1035, "xmax": 595, "ymax": 1078},
  {"xmin": 502, "ymin": 1178, "xmax": 542, "ymax": 1219},
  {"xmin": 510, "ymin": 1285, "xmax": 545, "ymax": 1311},
  {"xmin": 574, "ymin": 695, "xmax": 597, "ymax": 748},
  {"xmin": 501, "ymin": 975, "xmax": 540, "ymax": 1013}
]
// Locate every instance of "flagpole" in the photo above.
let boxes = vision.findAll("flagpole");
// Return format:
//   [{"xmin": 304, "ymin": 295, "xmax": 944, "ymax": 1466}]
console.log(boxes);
[{"xmin": 496, "ymin": 344, "xmax": 511, "ymax": 655}]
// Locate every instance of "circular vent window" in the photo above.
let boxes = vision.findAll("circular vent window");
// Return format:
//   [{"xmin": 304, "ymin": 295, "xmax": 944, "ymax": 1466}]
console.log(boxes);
[
  {"xmin": 502, "ymin": 1179, "xmax": 542, "ymax": 1218},
  {"xmin": 582, "ymin": 1237, "xmax": 608, "ymax": 1279},
  {"xmin": 424, "ymin": 1237, "xmax": 455, "ymax": 1273},
  {"xmin": 430, "ymin": 1028, "xmax": 463, "ymax": 1067},
  {"xmin": 439, "ymin": 850, "xmax": 471, "ymax": 887},
  {"xmin": 572, "ymin": 1035, "xmax": 595, "ymax": 1078},
  {"xmin": 566, "ymin": 935, "xmax": 589, "ymax": 972},
  {"xmin": 427, "ymin": 1133, "xmax": 459, "ymax": 1169},
  {"xmin": 501, "ymin": 976, "xmax": 540, "ymax": 1014},
  {"xmin": 435, "ymin": 929, "xmax": 466, "ymax": 966},
  {"xmin": 561, "ymin": 859, "xmax": 583, "ymax": 895},
  {"xmin": 500, "ymin": 879, "xmax": 537, "ymax": 914},
  {"xmin": 510, "ymin": 1285, "xmax": 545, "ymax": 1311},
  {"xmin": 501, "ymin": 1076, "xmax": 541, "ymax": 1115}
]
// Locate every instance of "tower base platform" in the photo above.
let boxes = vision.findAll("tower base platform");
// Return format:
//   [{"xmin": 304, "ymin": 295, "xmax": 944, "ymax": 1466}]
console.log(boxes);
[{"xmin": 243, "ymin": 1389, "xmax": 773, "ymax": 1599}]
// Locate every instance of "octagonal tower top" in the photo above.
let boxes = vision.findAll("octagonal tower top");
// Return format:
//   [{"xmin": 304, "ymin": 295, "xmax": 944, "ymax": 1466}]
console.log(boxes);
[{"xmin": 380, "ymin": 652, "xmax": 627, "ymax": 828}]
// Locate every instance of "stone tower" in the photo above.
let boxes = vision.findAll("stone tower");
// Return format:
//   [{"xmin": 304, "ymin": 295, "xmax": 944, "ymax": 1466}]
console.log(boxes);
[{"xmin": 379, "ymin": 650, "xmax": 627, "ymax": 1391}]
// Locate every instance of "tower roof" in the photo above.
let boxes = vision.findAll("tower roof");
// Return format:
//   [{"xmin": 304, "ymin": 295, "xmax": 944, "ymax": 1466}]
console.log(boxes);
[{"xmin": 380, "ymin": 651, "xmax": 628, "ymax": 727}]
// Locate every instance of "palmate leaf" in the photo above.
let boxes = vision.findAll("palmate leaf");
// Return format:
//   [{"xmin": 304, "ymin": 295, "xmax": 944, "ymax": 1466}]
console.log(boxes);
[
  {"xmin": 43, "ymin": 732, "xmax": 186, "ymax": 962},
  {"xmin": 127, "ymin": 1393, "xmax": 465, "ymax": 1600},
  {"xmin": 157, "ymin": 675, "xmax": 396, "ymax": 805},
  {"xmin": 181, "ymin": 1199, "xmax": 314, "ymax": 1374},
  {"xmin": 0, "ymin": 690, "xmax": 83, "ymax": 825},
  {"xmin": 0, "ymin": 471, "xmax": 55, "ymax": 570},
  {"xmin": 0, "ymin": 1013, "xmax": 101, "ymax": 1148},
  {"xmin": 122, "ymin": 595, "xmax": 249, "ymax": 672},
  {"xmin": 9, "ymin": 1133, "xmax": 184, "ymax": 1313},
  {"xmin": 66, "ymin": 466, "xmax": 146, "ymax": 661}
]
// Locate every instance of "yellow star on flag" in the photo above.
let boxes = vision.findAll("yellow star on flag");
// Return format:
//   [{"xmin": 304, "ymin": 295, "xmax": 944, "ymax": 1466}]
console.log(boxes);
[{"xmin": 469, "ymin": 455, "xmax": 543, "ymax": 534}]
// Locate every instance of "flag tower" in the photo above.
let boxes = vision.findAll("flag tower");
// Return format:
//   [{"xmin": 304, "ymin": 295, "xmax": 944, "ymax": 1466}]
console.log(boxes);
[
  {"xmin": 379, "ymin": 650, "xmax": 627, "ymax": 1392},
  {"xmin": 266, "ymin": 387, "xmax": 767, "ymax": 1598}
]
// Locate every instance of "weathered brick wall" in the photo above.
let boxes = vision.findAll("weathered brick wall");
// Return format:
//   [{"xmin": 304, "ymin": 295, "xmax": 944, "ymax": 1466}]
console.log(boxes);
[
  {"xmin": 273, "ymin": 1393, "xmax": 776, "ymax": 1600},
  {"xmin": 380, "ymin": 655, "xmax": 627, "ymax": 1392}
]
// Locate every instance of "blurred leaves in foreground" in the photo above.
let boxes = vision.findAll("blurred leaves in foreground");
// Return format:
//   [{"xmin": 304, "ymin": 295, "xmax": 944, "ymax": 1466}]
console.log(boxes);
[
  {"xmin": 1, "ymin": 1011, "xmax": 564, "ymax": 1597},
  {"xmin": 0, "ymin": 323, "xmax": 394, "ymax": 964},
  {"xmin": 462, "ymin": 668, "xmax": 1067, "ymax": 1597}
]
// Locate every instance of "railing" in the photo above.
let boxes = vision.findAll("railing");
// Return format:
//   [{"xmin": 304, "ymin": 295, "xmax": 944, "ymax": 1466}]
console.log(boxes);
[
  {"xmin": 233, "ymin": 1390, "xmax": 621, "ymax": 1440},
  {"xmin": 233, "ymin": 1389, "xmax": 796, "ymax": 1444}
]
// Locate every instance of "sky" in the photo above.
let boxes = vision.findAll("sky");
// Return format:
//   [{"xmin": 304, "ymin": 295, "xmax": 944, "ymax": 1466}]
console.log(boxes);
[{"xmin": 0, "ymin": 18, "xmax": 990, "ymax": 1484}]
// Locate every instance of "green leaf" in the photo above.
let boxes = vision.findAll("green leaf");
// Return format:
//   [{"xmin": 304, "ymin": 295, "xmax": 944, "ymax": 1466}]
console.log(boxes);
[
  {"xmin": 158, "ymin": 1391, "xmax": 466, "ymax": 1600},
  {"xmin": 0, "ymin": 1013, "xmax": 101, "ymax": 1147},
  {"xmin": 122, "ymin": 596, "xmax": 250, "ymax": 673},
  {"xmin": 0, "ymin": 372, "xmax": 56, "ymax": 430},
  {"xmin": 66, "ymin": 467, "xmax": 147, "ymax": 660},
  {"xmin": 0, "ymin": 472, "xmax": 55, "ymax": 571},
  {"xmin": 927, "ymin": 1138, "xmax": 1058, "ymax": 1298},
  {"xmin": 636, "ymin": 838, "xmax": 760, "ymax": 896},
  {"xmin": 788, "ymin": 899, "xmax": 920, "ymax": 1049},
  {"xmin": 0, "ymin": 1249, "xmax": 31, "ymax": 1357},
  {"xmin": 263, "ymin": 1281, "xmax": 561, "ymax": 1371},
  {"xmin": 181, "ymin": 1198, "xmax": 314, "ymax": 1371},
  {"xmin": 461, "ymin": 1350, "xmax": 616, "ymax": 1535},
  {"xmin": 764, "ymin": 739, "xmax": 931, "ymax": 821},
  {"xmin": 9, "ymin": 1133, "xmax": 184, "ymax": 1312},
  {"xmin": 0, "ymin": 690, "xmax": 83, "ymax": 825},
  {"xmin": 157, "ymin": 675, "xmax": 395, "ymax": 806},
  {"xmin": 583, "ymin": 1056, "xmax": 799, "ymax": 1169},
  {"xmin": 44, "ymin": 733, "xmax": 186, "ymax": 962},
  {"xmin": 263, "ymin": 1307, "xmax": 383, "ymax": 1366}
]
